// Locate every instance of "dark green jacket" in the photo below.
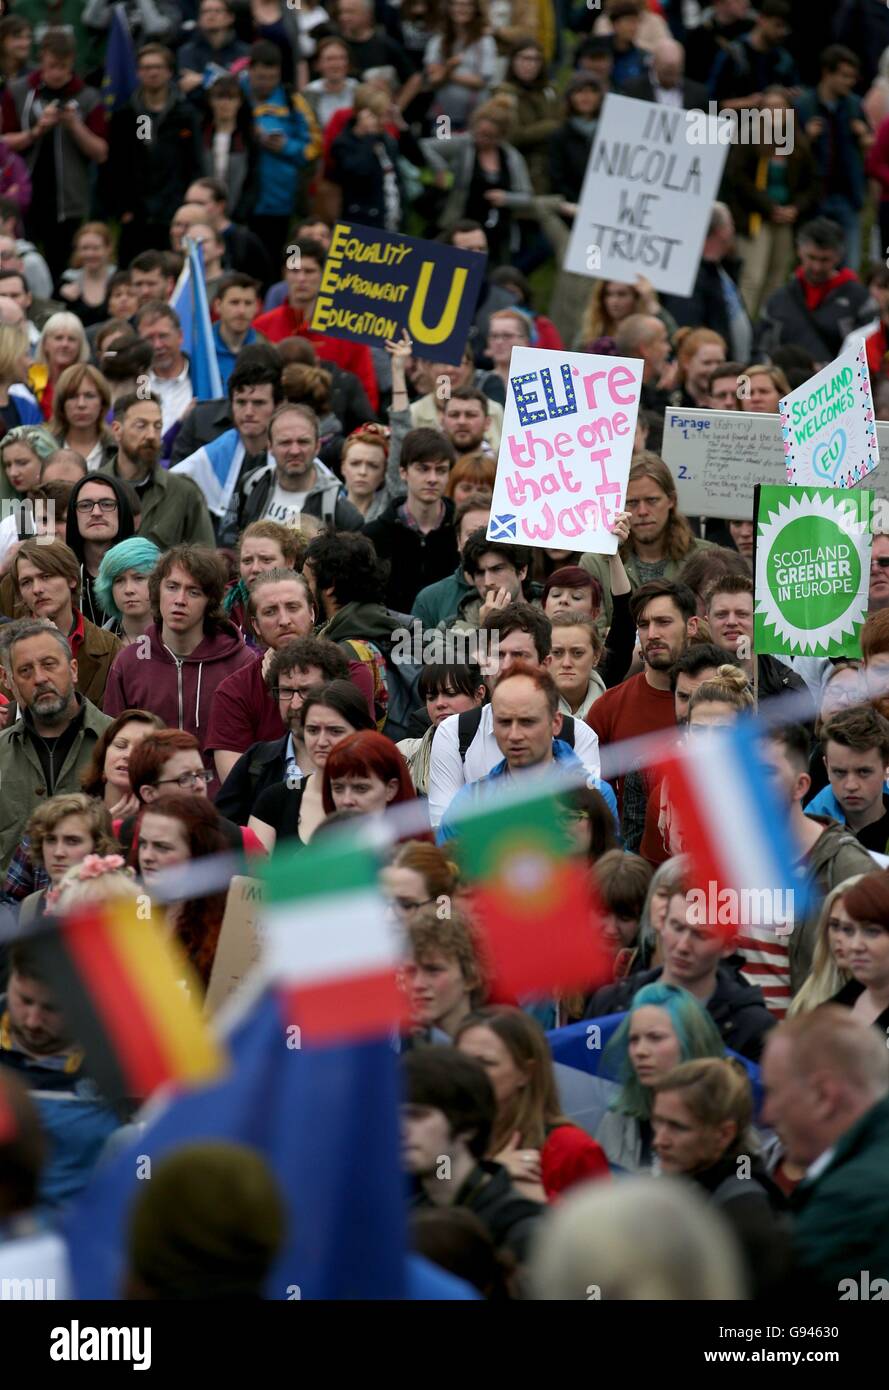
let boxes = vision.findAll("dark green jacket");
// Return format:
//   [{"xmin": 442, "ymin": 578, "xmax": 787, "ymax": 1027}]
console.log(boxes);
[
  {"xmin": 100, "ymin": 456, "xmax": 215, "ymax": 551},
  {"xmin": 411, "ymin": 565, "xmax": 475, "ymax": 628},
  {"xmin": 791, "ymin": 1095, "xmax": 889, "ymax": 1297}
]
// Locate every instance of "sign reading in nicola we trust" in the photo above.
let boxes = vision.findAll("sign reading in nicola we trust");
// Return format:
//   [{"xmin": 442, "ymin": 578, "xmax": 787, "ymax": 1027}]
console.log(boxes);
[
  {"xmin": 487, "ymin": 348, "xmax": 643, "ymax": 552},
  {"xmin": 309, "ymin": 222, "xmax": 487, "ymax": 365}
]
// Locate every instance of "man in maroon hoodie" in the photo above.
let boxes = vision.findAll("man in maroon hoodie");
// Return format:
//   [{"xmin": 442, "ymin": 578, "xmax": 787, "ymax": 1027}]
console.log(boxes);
[{"xmin": 103, "ymin": 545, "xmax": 254, "ymax": 791}]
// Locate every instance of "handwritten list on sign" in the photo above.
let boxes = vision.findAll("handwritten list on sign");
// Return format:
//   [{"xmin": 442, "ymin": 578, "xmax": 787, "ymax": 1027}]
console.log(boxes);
[{"xmin": 662, "ymin": 408, "xmax": 889, "ymax": 519}]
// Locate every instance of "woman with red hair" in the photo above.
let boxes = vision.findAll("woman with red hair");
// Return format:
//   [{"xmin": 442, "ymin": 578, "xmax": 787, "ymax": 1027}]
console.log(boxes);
[
  {"xmin": 135, "ymin": 792, "xmax": 229, "ymax": 989},
  {"xmin": 322, "ymin": 731, "xmax": 417, "ymax": 817}
]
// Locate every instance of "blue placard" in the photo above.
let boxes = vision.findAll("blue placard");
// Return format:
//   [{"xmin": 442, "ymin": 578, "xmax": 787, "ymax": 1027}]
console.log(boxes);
[{"xmin": 310, "ymin": 222, "xmax": 487, "ymax": 366}]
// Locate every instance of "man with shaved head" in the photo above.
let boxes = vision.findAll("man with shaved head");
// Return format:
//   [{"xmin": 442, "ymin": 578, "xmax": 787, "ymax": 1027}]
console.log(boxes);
[
  {"xmin": 762, "ymin": 1006, "xmax": 889, "ymax": 1295},
  {"xmin": 620, "ymin": 37, "xmax": 709, "ymax": 109}
]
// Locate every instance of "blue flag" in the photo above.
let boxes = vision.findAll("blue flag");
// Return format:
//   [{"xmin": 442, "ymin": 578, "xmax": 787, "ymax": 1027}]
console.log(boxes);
[
  {"xmin": 171, "ymin": 240, "xmax": 223, "ymax": 401},
  {"xmin": 63, "ymin": 993, "xmax": 408, "ymax": 1299},
  {"xmin": 101, "ymin": 4, "xmax": 138, "ymax": 114}
]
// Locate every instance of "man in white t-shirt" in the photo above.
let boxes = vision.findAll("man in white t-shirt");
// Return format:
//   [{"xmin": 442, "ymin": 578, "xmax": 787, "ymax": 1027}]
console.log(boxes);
[{"xmin": 240, "ymin": 403, "xmax": 364, "ymax": 531}]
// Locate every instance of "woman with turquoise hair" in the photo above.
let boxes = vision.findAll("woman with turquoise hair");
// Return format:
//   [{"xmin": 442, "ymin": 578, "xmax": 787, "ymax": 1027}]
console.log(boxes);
[
  {"xmin": 595, "ymin": 982, "xmax": 726, "ymax": 1174},
  {"xmin": 94, "ymin": 536, "xmax": 161, "ymax": 645}
]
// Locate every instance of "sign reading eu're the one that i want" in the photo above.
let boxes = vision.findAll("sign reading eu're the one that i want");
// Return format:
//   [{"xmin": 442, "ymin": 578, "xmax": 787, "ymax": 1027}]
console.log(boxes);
[
  {"xmin": 564, "ymin": 94, "xmax": 729, "ymax": 297},
  {"xmin": 754, "ymin": 484, "xmax": 873, "ymax": 658},
  {"xmin": 780, "ymin": 339, "xmax": 879, "ymax": 488},
  {"xmin": 487, "ymin": 347, "xmax": 643, "ymax": 552},
  {"xmin": 309, "ymin": 222, "xmax": 487, "ymax": 366}
]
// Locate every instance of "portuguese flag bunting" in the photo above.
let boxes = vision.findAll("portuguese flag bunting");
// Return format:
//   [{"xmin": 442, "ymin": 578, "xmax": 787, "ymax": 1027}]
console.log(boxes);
[
  {"xmin": 262, "ymin": 836, "xmax": 410, "ymax": 1043},
  {"xmin": 33, "ymin": 899, "xmax": 226, "ymax": 1101},
  {"xmin": 453, "ymin": 784, "xmax": 613, "ymax": 999}
]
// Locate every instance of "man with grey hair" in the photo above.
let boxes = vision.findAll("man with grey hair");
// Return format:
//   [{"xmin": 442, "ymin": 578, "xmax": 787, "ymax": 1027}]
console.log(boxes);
[
  {"xmin": 762, "ymin": 1006, "xmax": 889, "ymax": 1296},
  {"xmin": 0, "ymin": 619, "xmax": 111, "ymax": 871},
  {"xmin": 661, "ymin": 202, "xmax": 753, "ymax": 362},
  {"xmin": 621, "ymin": 38, "xmax": 709, "ymax": 109}
]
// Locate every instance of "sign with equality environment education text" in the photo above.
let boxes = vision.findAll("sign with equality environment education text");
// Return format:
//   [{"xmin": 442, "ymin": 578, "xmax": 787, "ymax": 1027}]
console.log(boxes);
[
  {"xmin": 487, "ymin": 347, "xmax": 642, "ymax": 552},
  {"xmin": 309, "ymin": 222, "xmax": 486, "ymax": 366}
]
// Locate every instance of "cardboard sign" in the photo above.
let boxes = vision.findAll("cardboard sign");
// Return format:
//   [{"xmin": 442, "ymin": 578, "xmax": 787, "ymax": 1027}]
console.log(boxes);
[
  {"xmin": 662, "ymin": 408, "xmax": 889, "ymax": 519},
  {"xmin": 310, "ymin": 222, "xmax": 487, "ymax": 365},
  {"xmin": 780, "ymin": 340, "xmax": 879, "ymax": 487},
  {"xmin": 487, "ymin": 347, "xmax": 643, "ymax": 551},
  {"xmin": 204, "ymin": 876, "xmax": 264, "ymax": 1017},
  {"xmin": 564, "ymin": 94, "xmax": 729, "ymax": 296},
  {"xmin": 754, "ymin": 485, "xmax": 873, "ymax": 658}
]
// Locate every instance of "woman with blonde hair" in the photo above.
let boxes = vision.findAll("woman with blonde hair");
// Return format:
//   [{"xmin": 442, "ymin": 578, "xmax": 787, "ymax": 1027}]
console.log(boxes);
[
  {"xmin": 29, "ymin": 313, "xmax": 90, "ymax": 422},
  {"xmin": 58, "ymin": 222, "xmax": 117, "ymax": 328},
  {"xmin": 675, "ymin": 326, "xmax": 726, "ymax": 409},
  {"xmin": 49, "ymin": 854, "xmax": 140, "ymax": 913},
  {"xmin": 577, "ymin": 275, "xmax": 664, "ymax": 351},
  {"xmin": 223, "ymin": 517, "xmax": 306, "ymax": 637},
  {"xmin": 50, "ymin": 363, "xmax": 115, "ymax": 471},
  {"xmin": 787, "ymin": 877, "xmax": 860, "ymax": 1017},
  {"xmin": 740, "ymin": 362, "xmax": 791, "ymax": 413},
  {"xmin": 456, "ymin": 1005, "xmax": 610, "ymax": 1200},
  {"xmin": 0, "ymin": 321, "xmax": 42, "ymax": 436},
  {"xmin": 686, "ymin": 664, "xmax": 755, "ymax": 732}
]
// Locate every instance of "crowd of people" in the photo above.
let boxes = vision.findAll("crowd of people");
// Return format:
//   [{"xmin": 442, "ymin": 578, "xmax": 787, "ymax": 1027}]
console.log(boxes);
[{"xmin": 0, "ymin": 0, "xmax": 887, "ymax": 1307}]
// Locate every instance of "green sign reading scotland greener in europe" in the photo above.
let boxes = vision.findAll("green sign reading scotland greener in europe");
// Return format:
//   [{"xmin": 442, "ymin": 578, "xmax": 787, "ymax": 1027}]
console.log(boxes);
[{"xmin": 754, "ymin": 485, "xmax": 873, "ymax": 658}]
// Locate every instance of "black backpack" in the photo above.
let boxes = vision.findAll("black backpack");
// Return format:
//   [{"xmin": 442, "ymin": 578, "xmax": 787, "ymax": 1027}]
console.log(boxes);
[{"xmin": 456, "ymin": 706, "xmax": 576, "ymax": 762}]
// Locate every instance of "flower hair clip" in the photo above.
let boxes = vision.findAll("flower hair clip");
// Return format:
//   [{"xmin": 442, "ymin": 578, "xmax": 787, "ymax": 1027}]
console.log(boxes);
[{"xmin": 77, "ymin": 854, "xmax": 126, "ymax": 880}]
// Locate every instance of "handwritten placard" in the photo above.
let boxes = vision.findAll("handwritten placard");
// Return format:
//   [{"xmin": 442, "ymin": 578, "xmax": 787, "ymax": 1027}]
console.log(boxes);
[
  {"xmin": 487, "ymin": 347, "xmax": 643, "ymax": 551},
  {"xmin": 204, "ymin": 876, "xmax": 264, "ymax": 1017},
  {"xmin": 780, "ymin": 340, "xmax": 879, "ymax": 487},
  {"xmin": 662, "ymin": 408, "xmax": 889, "ymax": 519}
]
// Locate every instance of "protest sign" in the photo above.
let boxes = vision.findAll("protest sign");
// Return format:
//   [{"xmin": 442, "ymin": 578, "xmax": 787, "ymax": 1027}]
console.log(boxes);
[
  {"xmin": 487, "ymin": 347, "xmax": 642, "ymax": 551},
  {"xmin": 662, "ymin": 408, "xmax": 889, "ymax": 519},
  {"xmin": 564, "ymin": 94, "xmax": 729, "ymax": 296},
  {"xmin": 780, "ymin": 340, "xmax": 879, "ymax": 488},
  {"xmin": 204, "ymin": 876, "xmax": 264, "ymax": 1017},
  {"xmin": 754, "ymin": 485, "xmax": 873, "ymax": 658},
  {"xmin": 309, "ymin": 222, "xmax": 486, "ymax": 365}
]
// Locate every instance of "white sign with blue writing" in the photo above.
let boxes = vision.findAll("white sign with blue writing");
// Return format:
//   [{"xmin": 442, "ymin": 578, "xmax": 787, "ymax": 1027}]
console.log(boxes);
[
  {"xmin": 779, "ymin": 339, "xmax": 879, "ymax": 489},
  {"xmin": 487, "ymin": 347, "xmax": 643, "ymax": 552}
]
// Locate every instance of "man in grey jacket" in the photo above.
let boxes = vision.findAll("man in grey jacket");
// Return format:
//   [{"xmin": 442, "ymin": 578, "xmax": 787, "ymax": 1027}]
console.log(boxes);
[{"xmin": 239, "ymin": 403, "xmax": 365, "ymax": 531}]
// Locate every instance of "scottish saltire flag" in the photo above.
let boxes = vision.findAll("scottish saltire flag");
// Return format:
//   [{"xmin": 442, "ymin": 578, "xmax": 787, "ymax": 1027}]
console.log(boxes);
[
  {"xmin": 489, "ymin": 514, "xmax": 517, "ymax": 540},
  {"xmin": 101, "ymin": 5, "xmax": 138, "ymax": 114},
  {"xmin": 547, "ymin": 1017, "xmax": 763, "ymax": 1145},
  {"xmin": 63, "ymin": 993, "xmax": 408, "ymax": 1299},
  {"xmin": 262, "ymin": 837, "xmax": 409, "ymax": 1042},
  {"xmin": 170, "ymin": 240, "xmax": 223, "ymax": 400},
  {"xmin": 171, "ymin": 427, "xmax": 245, "ymax": 518},
  {"xmin": 656, "ymin": 718, "xmax": 808, "ymax": 1016}
]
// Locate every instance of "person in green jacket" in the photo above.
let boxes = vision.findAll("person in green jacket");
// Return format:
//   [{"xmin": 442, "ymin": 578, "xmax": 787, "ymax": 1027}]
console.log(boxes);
[
  {"xmin": 762, "ymin": 1008, "xmax": 889, "ymax": 1299},
  {"xmin": 411, "ymin": 494, "xmax": 491, "ymax": 629},
  {"xmin": 582, "ymin": 453, "xmax": 716, "ymax": 635}
]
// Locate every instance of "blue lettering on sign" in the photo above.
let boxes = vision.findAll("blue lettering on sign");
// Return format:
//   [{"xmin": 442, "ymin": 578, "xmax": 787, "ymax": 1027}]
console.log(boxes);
[{"xmin": 512, "ymin": 365, "xmax": 577, "ymax": 426}]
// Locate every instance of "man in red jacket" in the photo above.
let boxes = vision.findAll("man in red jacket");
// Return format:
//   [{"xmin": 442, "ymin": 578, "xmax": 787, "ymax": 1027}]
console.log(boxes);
[
  {"xmin": 253, "ymin": 236, "xmax": 378, "ymax": 410},
  {"xmin": 103, "ymin": 545, "xmax": 254, "ymax": 790}
]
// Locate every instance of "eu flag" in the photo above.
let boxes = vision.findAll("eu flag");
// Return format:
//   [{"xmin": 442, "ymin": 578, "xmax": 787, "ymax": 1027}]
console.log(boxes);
[{"xmin": 101, "ymin": 4, "xmax": 138, "ymax": 114}]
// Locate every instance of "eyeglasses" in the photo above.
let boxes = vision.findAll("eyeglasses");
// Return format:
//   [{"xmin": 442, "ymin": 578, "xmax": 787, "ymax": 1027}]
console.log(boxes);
[
  {"xmin": 393, "ymin": 896, "xmax": 435, "ymax": 913},
  {"xmin": 274, "ymin": 686, "xmax": 308, "ymax": 703},
  {"xmin": 872, "ymin": 557, "xmax": 889, "ymax": 570},
  {"xmin": 75, "ymin": 498, "xmax": 117, "ymax": 514},
  {"xmin": 156, "ymin": 769, "xmax": 214, "ymax": 789}
]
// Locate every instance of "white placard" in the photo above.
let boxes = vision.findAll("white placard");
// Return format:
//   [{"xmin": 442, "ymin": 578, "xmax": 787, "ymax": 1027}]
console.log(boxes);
[
  {"xmin": 564, "ymin": 94, "xmax": 730, "ymax": 296},
  {"xmin": 662, "ymin": 408, "xmax": 889, "ymax": 519},
  {"xmin": 780, "ymin": 339, "xmax": 879, "ymax": 488},
  {"xmin": 487, "ymin": 347, "xmax": 643, "ymax": 552}
]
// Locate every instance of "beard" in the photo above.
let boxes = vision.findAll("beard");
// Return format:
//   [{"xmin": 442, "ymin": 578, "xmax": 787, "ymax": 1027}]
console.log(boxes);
[
  {"xmin": 129, "ymin": 441, "xmax": 160, "ymax": 475},
  {"xmin": 28, "ymin": 690, "xmax": 68, "ymax": 725},
  {"xmin": 643, "ymin": 645, "xmax": 675, "ymax": 670}
]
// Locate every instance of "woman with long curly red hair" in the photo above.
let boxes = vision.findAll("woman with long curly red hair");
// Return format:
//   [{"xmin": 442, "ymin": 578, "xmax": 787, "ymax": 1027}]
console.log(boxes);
[
  {"xmin": 135, "ymin": 793, "xmax": 229, "ymax": 989},
  {"xmin": 321, "ymin": 731, "xmax": 417, "ymax": 818}
]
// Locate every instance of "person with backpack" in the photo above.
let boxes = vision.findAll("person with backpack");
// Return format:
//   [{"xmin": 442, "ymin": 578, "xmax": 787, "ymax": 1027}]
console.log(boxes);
[
  {"xmin": 427, "ymin": 602, "xmax": 606, "ymax": 829},
  {"xmin": 239, "ymin": 402, "xmax": 364, "ymax": 531},
  {"xmin": 304, "ymin": 529, "xmax": 423, "ymax": 742}
]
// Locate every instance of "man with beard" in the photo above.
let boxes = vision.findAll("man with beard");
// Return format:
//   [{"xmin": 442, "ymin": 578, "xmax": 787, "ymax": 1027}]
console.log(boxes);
[
  {"xmin": 0, "ymin": 621, "xmax": 112, "ymax": 872},
  {"xmin": 102, "ymin": 393, "xmax": 214, "ymax": 552},
  {"xmin": 586, "ymin": 580, "xmax": 699, "ymax": 815},
  {"xmin": 441, "ymin": 389, "xmax": 494, "ymax": 461}
]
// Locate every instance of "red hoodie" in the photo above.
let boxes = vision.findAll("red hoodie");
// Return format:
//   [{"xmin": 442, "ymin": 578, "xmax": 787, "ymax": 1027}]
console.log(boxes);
[{"xmin": 103, "ymin": 621, "xmax": 255, "ymax": 765}]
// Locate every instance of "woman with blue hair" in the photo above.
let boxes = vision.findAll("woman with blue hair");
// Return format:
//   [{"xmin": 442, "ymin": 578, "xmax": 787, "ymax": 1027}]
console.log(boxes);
[
  {"xmin": 94, "ymin": 536, "xmax": 161, "ymax": 645},
  {"xmin": 596, "ymin": 981, "xmax": 726, "ymax": 1174}
]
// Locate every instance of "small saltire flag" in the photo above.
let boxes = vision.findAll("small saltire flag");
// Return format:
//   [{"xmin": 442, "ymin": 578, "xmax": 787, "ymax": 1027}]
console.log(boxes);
[
  {"xmin": 33, "ymin": 899, "xmax": 226, "ymax": 1101},
  {"xmin": 171, "ymin": 426, "xmax": 245, "ymax": 518},
  {"xmin": 655, "ymin": 719, "xmax": 808, "ymax": 1016},
  {"xmin": 452, "ymin": 784, "xmax": 614, "ymax": 999},
  {"xmin": 262, "ymin": 837, "xmax": 408, "ymax": 1042},
  {"xmin": 101, "ymin": 4, "xmax": 138, "ymax": 114},
  {"xmin": 183, "ymin": 238, "xmax": 223, "ymax": 401}
]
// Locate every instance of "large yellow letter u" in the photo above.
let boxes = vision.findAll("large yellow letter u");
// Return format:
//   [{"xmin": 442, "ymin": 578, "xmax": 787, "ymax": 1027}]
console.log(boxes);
[{"xmin": 407, "ymin": 261, "xmax": 467, "ymax": 345}]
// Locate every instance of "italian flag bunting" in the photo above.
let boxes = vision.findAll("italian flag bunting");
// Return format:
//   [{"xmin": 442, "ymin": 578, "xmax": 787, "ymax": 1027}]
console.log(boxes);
[{"xmin": 262, "ymin": 836, "xmax": 409, "ymax": 1043}]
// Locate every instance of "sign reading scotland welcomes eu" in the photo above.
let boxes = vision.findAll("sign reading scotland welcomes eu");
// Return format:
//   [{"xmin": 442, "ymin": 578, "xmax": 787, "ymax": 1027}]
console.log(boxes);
[
  {"xmin": 309, "ymin": 222, "xmax": 487, "ymax": 365},
  {"xmin": 779, "ymin": 339, "xmax": 879, "ymax": 488}
]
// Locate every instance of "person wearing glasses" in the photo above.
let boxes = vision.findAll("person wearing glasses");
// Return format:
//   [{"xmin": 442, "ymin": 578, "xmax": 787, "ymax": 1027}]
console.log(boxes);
[
  {"xmin": 64, "ymin": 471, "xmax": 136, "ymax": 628},
  {"xmin": 869, "ymin": 534, "xmax": 889, "ymax": 614}
]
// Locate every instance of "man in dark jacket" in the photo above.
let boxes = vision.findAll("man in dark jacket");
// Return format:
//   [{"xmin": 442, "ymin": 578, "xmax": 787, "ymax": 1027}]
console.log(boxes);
[
  {"xmin": 106, "ymin": 42, "xmax": 204, "ymax": 264},
  {"xmin": 177, "ymin": 0, "xmax": 250, "ymax": 98},
  {"xmin": 620, "ymin": 39, "xmax": 709, "ymax": 110},
  {"xmin": 64, "ymin": 474, "xmax": 137, "ymax": 629},
  {"xmin": 762, "ymin": 1008, "xmax": 889, "ymax": 1298},
  {"xmin": 364, "ymin": 429, "xmax": 459, "ymax": 615},
  {"xmin": 755, "ymin": 216, "xmax": 877, "ymax": 364},
  {"xmin": 796, "ymin": 46, "xmax": 871, "ymax": 273},
  {"xmin": 585, "ymin": 888, "xmax": 776, "ymax": 1062},
  {"xmin": 403, "ymin": 1048, "xmax": 542, "ymax": 1264},
  {"xmin": 660, "ymin": 204, "xmax": 753, "ymax": 363}
]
